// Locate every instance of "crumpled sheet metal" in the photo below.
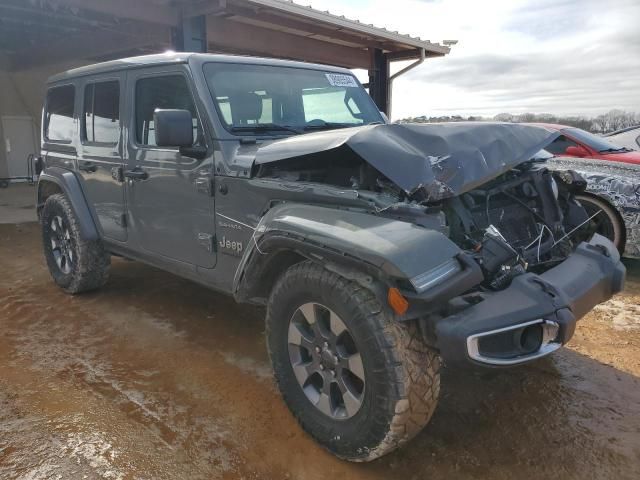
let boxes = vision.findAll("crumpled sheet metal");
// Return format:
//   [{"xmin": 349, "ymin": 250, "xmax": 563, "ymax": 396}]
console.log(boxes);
[
  {"xmin": 253, "ymin": 122, "xmax": 559, "ymax": 201},
  {"xmin": 547, "ymin": 157, "xmax": 640, "ymax": 258}
]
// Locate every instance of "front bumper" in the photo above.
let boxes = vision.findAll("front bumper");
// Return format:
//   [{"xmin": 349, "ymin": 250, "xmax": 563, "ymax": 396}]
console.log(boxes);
[{"xmin": 436, "ymin": 234, "xmax": 625, "ymax": 367}]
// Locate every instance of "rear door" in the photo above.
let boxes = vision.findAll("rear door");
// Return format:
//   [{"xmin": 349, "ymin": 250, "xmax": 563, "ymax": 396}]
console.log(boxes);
[
  {"xmin": 77, "ymin": 75, "xmax": 127, "ymax": 242},
  {"xmin": 124, "ymin": 67, "xmax": 216, "ymax": 268}
]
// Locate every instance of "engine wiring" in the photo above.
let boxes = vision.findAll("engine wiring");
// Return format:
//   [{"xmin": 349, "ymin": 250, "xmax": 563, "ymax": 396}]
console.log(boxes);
[{"xmin": 553, "ymin": 208, "xmax": 603, "ymax": 247}]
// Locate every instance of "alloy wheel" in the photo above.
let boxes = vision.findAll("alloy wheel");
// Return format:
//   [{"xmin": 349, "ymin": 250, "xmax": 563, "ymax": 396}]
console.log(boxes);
[
  {"xmin": 287, "ymin": 302, "xmax": 365, "ymax": 419},
  {"xmin": 50, "ymin": 215, "xmax": 73, "ymax": 274}
]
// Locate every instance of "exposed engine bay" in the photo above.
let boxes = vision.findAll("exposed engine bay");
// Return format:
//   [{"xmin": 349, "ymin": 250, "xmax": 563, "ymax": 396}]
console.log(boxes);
[
  {"xmin": 443, "ymin": 164, "xmax": 592, "ymax": 287},
  {"xmin": 255, "ymin": 141, "xmax": 593, "ymax": 292}
]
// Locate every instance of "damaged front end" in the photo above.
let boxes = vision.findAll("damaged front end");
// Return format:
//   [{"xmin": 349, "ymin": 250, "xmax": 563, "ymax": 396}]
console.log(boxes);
[{"xmin": 246, "ymin": 122, "xmax": 625, "ymax": 367}]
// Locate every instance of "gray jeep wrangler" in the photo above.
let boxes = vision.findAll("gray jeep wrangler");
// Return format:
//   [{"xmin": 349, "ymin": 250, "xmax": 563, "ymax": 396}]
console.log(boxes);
[{"xmin": 37, "ymin": 53, "xmax": 625, "ymax": 461}]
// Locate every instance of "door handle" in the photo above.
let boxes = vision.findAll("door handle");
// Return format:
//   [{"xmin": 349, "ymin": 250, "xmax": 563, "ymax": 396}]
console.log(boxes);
[
  {"xmin": 78, "ymin": 163, "xmax": 97, "ymax": 173},
  {"xmin": 124, "ymin": 168, "xmax": 148, "ymax": 181}
]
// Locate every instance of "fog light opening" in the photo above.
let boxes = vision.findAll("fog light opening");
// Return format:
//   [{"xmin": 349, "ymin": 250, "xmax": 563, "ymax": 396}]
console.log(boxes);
[{"xmin": 519, "ymin": 324, "xmax": 543, "ymax": 354}]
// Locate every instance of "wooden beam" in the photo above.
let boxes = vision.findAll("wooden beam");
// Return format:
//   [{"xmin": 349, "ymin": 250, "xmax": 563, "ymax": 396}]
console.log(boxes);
[
  {"xmin": 50, "ymin": 0, "xmax": 179, "ymax": 27},
  {"xmin": 10, "ymin": 25, "xmax": 172, "ymax": 71},
  {"xmin": 183, "ymin": 0, "xmax": 228, "ymax": 18},
  {"xmin": 387, "ymin": 49, "xmax": 446, "ymax": 61},
  {"xmin": 203, "ymin": 2, "xmax": 391, "ymax": 50},
  {"xmin": 206, "ymin": 16, "xmax": 370, "ymax": 69}
]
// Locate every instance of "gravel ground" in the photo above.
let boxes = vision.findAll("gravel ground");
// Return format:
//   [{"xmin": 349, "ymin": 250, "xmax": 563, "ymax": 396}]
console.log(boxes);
[{"xmin": 1, "ymin": 222, "xmax": 639, "ymax": 479}]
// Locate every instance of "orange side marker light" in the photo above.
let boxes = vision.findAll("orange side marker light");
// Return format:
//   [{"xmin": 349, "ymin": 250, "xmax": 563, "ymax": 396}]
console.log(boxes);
[{"xmin": 388, "ymin": 287, "xmax": 409, "ymax": 315}]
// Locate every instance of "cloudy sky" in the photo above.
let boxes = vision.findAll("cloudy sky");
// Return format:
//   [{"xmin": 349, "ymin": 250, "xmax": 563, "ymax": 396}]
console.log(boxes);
[{"xmin": 303, "ymin": 0, "xmax": 640, "ymax": 120}]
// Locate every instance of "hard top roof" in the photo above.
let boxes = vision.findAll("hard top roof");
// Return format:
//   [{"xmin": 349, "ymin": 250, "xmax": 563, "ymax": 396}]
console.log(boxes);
[{"xmin": 47, "ymin": 52, "xmax": 353, "ymax": 84}]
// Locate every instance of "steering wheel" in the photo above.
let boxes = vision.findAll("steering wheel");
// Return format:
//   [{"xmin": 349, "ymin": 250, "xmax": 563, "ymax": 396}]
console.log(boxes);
[{"xmin": 306, "ymin": 119, "xmax": 325, "ymax": 126}]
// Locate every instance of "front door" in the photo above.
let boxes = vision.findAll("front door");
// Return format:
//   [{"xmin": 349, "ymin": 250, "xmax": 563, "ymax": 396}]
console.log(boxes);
[
  {"xmin": 124, "ymin": 68, "xmax": 216, "ymax": 268},
  {"xmin": 77, "ymin": 76, "xmax": 127, "ymax": 242}
]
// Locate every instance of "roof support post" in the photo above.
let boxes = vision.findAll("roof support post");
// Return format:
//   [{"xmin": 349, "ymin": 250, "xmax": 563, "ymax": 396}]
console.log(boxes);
[
  {"xmin": 173, "ymin": 14, "xmax": 207, "ymax": 52},
  {"xmin": 387, "ymin": 48, "xmax": 426, "ymax": 119},
  {"xmin": 368, "ymin": 48, "xmax": 390, "ymax": 116}
]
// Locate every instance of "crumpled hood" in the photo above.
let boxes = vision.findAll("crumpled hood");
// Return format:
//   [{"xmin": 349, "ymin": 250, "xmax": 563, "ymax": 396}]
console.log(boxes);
[{"xmin": 252, "ymin": 122, "xmax": 559, "ymax": 201}]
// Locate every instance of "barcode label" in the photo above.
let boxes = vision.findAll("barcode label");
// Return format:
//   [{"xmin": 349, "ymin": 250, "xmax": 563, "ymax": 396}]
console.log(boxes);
[{"xmin": 325, "ymin": 73, "xmax": 358, "ymax": 88}]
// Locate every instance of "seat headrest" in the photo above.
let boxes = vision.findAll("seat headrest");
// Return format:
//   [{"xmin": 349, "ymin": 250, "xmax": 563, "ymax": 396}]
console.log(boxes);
[{"xmin": 230, "ymin": 92, "xmax": 263, "ymax": 124}]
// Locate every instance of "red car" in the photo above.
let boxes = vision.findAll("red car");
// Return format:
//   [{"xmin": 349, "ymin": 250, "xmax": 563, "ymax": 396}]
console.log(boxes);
[{"xmin": 532, "ymin": 123, "xmax": 640, "ymax": 164}]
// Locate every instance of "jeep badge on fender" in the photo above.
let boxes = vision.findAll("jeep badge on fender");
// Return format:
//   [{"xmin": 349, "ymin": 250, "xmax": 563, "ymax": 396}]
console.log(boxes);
[{"xmin": 219, "ymin": 236, "xmax": 243, "ymax": 256}]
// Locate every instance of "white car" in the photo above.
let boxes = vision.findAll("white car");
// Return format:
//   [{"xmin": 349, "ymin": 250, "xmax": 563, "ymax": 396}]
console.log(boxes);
[{"xmin": 605, "ymin": 125, "xmax": 640, "ymax": 151}]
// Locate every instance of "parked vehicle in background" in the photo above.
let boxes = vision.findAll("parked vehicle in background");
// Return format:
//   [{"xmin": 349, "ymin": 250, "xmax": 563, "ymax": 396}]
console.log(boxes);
[
  {"xmin": 532, "ymin": 123, "xmax": 640, "ymax": 164},
  {"xmin": 605, "ymin": 125, "xmax": 640, "ymax": 151},
  {"xmin": 536, "ymin": 150, "xmax": 640, "ymax": 258},
  {"xmin": 35, "ymin": 54, "xmax": 625, "ymax": 461}
]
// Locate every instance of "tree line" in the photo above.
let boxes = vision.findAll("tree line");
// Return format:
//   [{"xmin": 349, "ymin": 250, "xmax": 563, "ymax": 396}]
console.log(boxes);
[{"xmin": 398, "ymin": 109, "xmax": 639, "ymax": 134}]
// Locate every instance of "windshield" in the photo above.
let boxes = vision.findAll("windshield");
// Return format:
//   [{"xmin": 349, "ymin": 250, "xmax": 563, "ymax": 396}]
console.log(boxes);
[
  {"xmin": 564, "ymin": 127, "xmax": 627, "ymax": 153},
  {"xmin": 203, "ymin": 62, "xmax": 383, "ymax": 135}
]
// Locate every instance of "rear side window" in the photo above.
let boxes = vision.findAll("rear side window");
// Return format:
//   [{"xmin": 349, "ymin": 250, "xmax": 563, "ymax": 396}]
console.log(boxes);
[
  {"xmin": 45, "ymin": 85, "xmax": 75, "ymax": 142},
  {"xmin": 135, "ymin": 75, "xmax": 202, "ymax": 147},
  {"xmin": 83, "ymin": 81, "xmax": 120, "ymax": 144}
]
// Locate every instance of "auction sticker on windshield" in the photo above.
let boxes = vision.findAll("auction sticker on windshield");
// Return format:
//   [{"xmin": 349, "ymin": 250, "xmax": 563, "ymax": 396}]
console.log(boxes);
[{"xmin": 325, "ymin": 73, "xmax": 358, "ymax": 88}]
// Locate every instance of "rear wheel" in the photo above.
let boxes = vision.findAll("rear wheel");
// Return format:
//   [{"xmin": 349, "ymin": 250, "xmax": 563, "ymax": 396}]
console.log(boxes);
[
  {"xmin": 266, "ymin": 261, "xmax": 440, "ymax": 461},
  {"xmin": 41, "ymin": 194, "xmax": 110, "ymax": 294},
  {"xmin": 576, "ymin": 194, "xmax": 625, "ymax": 254}
]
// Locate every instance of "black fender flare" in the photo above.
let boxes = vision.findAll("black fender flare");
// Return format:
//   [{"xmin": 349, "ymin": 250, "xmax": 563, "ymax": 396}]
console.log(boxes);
[
  {"xmin": 37, "ymin": 167, "xmax": 99, "ymax": 241},
  {"xmin": 233, "ymin": 203, "xmax": 483, "ymax": 308}
]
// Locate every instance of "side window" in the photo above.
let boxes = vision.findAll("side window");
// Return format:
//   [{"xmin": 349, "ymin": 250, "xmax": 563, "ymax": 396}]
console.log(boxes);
[
  {"xmin": 83, "ymin": 81, "xmax": 120, "ymax": 144},
  {"xmin": 45, "ymin": 85, "xmax": 75, "ymax": 142},
  {"xmin": 546, "ymin": 135, "xmax": 579, "ymax": 155},
  {"xmin": 135, "ymin": 75, "xmax": 202, "ymax": 147}
]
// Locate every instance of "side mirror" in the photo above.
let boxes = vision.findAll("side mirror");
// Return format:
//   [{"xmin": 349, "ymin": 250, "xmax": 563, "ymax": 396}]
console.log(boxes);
[
  {"xmin": 154, "ymin": 109, "xmax": 193, "ymax": 148},
  {"xmin": 565, "ymin": 145, "xmax": 588, "ymax": 157}
]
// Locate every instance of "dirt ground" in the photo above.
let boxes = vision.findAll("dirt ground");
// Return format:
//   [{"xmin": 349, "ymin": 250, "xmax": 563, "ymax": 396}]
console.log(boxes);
[{"xmin": 1, "ymin": 222, "xmax": 639, "ymax": 480}]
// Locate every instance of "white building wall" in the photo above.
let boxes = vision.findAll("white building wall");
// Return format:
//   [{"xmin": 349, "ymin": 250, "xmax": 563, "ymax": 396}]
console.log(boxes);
[{"xmin": 0, "ymin": 60, "xmax": 85, "ymax": 178}]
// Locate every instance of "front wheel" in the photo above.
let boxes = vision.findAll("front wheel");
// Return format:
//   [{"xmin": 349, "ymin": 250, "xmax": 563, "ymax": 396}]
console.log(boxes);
[{"xmin": 266, "ymin": 261, "xmax": 440, "ymax": 461}]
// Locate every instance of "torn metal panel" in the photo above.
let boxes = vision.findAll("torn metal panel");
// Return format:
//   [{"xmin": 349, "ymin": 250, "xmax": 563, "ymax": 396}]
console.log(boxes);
[
  {"xmin": 251, "ymin": 123, "xmax": 559, "ymax": 201},
  {"xmin": 546, "ymin": 157, "xmax": 640, "ymax": 258}
]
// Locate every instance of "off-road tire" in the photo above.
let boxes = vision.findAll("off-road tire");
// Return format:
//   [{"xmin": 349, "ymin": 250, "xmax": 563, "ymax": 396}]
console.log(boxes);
[
  {"xmin": 576, "ymin": 194, "xmax": 626, "ymax": 254},
  {"xmin": 266, "ymin": 261, "xmax": 440, "ymax": 462},
  {"xmin": 41, "ymin": 193, "xmax": 110, "ymax": 294}
]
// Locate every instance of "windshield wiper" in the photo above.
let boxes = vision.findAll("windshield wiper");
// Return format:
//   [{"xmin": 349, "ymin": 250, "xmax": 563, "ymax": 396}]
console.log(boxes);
[
  {"xmin": 599, "ymin": 147, "xmax": 628, "ymax": 153},
  {"xmin": 230, "ymin": 123, "xmax": 302, "ymax": 134},
  {"xmin": 303, "ymin": 121, "xmax": 360, "ymax": 131}
]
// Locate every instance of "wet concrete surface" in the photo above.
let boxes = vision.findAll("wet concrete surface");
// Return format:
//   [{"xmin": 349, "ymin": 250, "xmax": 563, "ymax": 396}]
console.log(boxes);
[
  {"xmin": 0, "ymin": 185, "xmax": 37, "ymax": 225},
  {"xmin": 1, "ymin": 222, "xmax": 639, "ymax": 479}
]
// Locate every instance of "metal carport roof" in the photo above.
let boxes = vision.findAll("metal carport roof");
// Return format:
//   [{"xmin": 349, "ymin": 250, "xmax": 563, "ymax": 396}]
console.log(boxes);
[{"xmin": 0, "ymin": 0, "xmax": 452, "ymax": 114}]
